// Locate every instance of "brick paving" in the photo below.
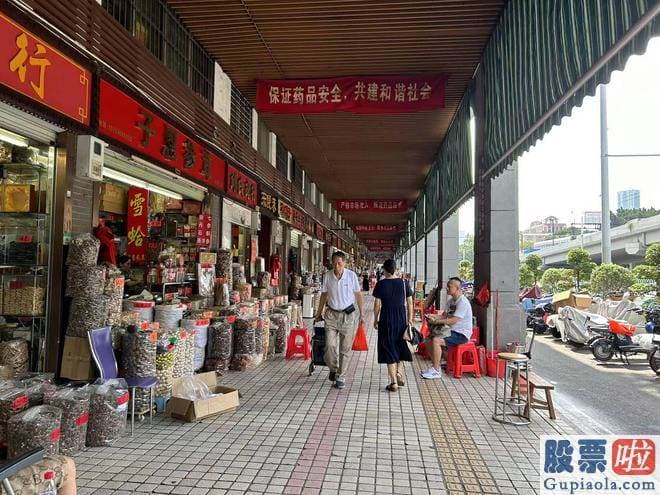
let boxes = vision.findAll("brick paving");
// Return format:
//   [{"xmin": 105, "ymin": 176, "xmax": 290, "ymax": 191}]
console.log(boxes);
[{"xmin": 74, "ymin": 296, "xmax": 600, "ymax": 494}]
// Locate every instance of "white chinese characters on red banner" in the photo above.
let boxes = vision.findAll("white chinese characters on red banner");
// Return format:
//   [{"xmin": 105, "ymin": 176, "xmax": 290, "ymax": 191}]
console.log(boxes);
[
  {"xmin": 365, "ymin": 239, "xmax": 396, "ymax": 246},
  {"xmin": 335, "ymin": 199, "xmax": 408, "ymax": 213},
  {"xmin": 127, "ymin": 186, "xmax": 149, "ymax": 264},
  {"xmin": 353, "ymin": 225, "xmax": 400, "ymax": 233},
  {"xmin": 256, "ymin": 74, "xmax": 447, "ymax": 114},
  {"xmin": 196, "ymin": 214, "xmax": 212, "ymax": 247}
]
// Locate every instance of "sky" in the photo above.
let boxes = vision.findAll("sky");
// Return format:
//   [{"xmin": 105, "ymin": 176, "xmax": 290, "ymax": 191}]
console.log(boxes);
[{"xmin": 458, "ymin": 35, "xmax": 660, "ymax": 239}]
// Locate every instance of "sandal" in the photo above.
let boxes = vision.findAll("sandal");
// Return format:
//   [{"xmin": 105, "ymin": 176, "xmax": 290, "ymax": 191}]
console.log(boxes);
[
  {"xmin": 386, "ymin": 383, "xmax": 398, "ymax": 392},
  {"xmin": 396, "ymin": 372, "xmax": 405, "ymax": 387}
]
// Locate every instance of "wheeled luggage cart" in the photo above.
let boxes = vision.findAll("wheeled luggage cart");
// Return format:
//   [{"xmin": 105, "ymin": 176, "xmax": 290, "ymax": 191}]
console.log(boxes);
[{"xmin": 308, "ymin": 323, "xmax": 326, "ymax": 376}]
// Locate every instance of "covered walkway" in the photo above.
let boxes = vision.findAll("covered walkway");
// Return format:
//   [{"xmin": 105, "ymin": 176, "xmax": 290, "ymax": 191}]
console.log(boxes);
[{"xmin": 74, "ymin": 297, "xmax": 594, "ymax": 495}]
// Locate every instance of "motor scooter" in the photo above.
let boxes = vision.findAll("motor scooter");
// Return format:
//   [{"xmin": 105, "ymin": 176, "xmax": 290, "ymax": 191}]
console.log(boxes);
[
  {"xmin": 642, "ymin": 307, "xmax": 660, "ymax": 375},
  {"xmin": 590, "ymin": 310, "xmax": 659, "ymax": 367}
]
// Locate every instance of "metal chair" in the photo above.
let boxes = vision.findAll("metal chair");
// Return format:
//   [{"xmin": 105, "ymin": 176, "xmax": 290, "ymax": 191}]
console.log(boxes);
[{"xmin": 88, "ymin": 327, "xmax": 157, "ymax": 436}]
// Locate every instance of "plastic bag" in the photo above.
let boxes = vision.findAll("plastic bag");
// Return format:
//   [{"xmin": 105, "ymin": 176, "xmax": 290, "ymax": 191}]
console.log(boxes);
[
  {"xmin": 351, "ymin": 324, "xmax": 368, "ymax": 351},
  {"xmin": 7, "ymin": 405, "xmax": 62, "ymax": 458},
  {"xmin": 122, "ymin": 326, "xmax": 157, "ymax": 378},
  {"xmin": 45, "ymin": 386, "xmax": 90, "ymax": 455},
  {"xmin": 16, "ymin": 372, "xmax": 55, "ymax": 407},
  {"xmin": 176, "ymin": 375, "xmax": 211, "ymax": 401},
  {"xmin": 0, "ymin": 339, "xmax": 29, "ymax": 376},
  {"xmin": 197, "ymin": 264, "xmax": 215, "ymax": 298},
  {"xmin": 86, "ymin": 379, "xmax": 129, "ymax": 447}
]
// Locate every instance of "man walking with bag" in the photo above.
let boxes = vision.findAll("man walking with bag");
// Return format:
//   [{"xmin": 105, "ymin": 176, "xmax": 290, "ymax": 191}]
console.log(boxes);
[{"xmin": 314, "ymin": 251, "xmax": 365, "ymax": 389}]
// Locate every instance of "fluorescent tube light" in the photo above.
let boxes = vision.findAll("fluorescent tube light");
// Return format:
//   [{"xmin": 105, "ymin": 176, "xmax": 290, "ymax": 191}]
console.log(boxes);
[{"xmin": 102, "ymin": 168, "xmax": 184, "ymax": 200}]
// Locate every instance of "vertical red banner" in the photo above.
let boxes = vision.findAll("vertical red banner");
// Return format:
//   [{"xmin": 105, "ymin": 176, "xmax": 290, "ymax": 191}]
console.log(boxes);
[
  {"xmin": 127, "ymin": 187, "xmax": 149, "ymax": 264},
  {"xmin": 196, "ymin": 214, "xmax": 212, "ymax": 247}
]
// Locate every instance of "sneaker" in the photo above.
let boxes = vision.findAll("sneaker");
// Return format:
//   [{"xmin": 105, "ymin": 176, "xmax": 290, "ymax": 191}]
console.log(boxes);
[
  {"xmin": 419, "ymin": 367, "xmax": 434, "ymax": 377},
  {"xmin": 328, "ymin": 372, "xmax": 336, "ymax": 382},
  {"xmin": 421, "ymin": 368, "xmax": 443, "ymax": 380},
  {"xmin": 334, "ymin": 379, "xmax": 345, "ymax": 389}
]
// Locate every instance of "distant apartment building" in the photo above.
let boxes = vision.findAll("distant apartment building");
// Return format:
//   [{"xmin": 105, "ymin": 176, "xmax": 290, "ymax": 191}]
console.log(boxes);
[
  {"xmin": 522, "ymin": 216, "xmax": 567, "ymax": 240},
  {"xmin": 617, "ymin": 189, "xmax": 640, "ymax": 210}
]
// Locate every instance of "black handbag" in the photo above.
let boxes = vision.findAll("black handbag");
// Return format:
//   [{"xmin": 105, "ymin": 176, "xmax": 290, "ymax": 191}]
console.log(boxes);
[{"xmin": 403, "ymin": 325, "xmax": 423, "ymax": 346}]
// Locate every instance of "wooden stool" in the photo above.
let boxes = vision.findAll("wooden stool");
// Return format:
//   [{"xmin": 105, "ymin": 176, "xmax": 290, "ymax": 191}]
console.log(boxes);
[{"xmin": 511, "ymin": 372, "xmax": 557, "ymax": 420}]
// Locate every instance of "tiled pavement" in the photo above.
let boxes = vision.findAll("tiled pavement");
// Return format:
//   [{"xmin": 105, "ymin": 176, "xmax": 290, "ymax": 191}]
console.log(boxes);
[{"xmin": 75, "ymin": 296, "xmax": 600, "ymax": 495}]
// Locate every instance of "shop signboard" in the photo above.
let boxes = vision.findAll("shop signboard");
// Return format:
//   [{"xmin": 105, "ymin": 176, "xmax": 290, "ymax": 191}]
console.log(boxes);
[
  {"xmin": 291, "ymin": 208, "xmax": 306, "ymax": 232},
  {"xmin": 259, "ymin": 191, "xmax": 278, "ymax": 216},
  {"xmin": 365, "ymin": 239, "xmax": 396, "ymax": 246},
  {"xmin": 127, "ymin": 186, "xmax": 149, "ymax": 264},
  {"xmin": 353, "ymin": 224, "xmax": 400, "ymax": 233},
  {"xmin": 316, "ymin": 223, "xmax": 325, "ymax": 241},
  {"xmin": 0, "ymin": 12, "xmax": 91, "ymax": 125},
  {"xmin": 305, "ymin": 216, "xmax": 315, "ymax": 237},
  {"xmin": 256, "ymin": 74, "xmax": 447, "ymax": 114},
  {"xmin": 335, "ymin": 199, "xmax": 408, "ymax": 213},
  {"xmin": 277, "ymin": 199, "xmax": 293, "ymax": 224},
  {"xmin": 98, "ymin": 80, "xmax": 226, "ymax": 191},
  {"xmin": 196, "ymin": 214, "xmax": 212, "ymax": 247},
  {"xmin": 226, "ymin": 165, "xmax": 258, "ymax": 208}
]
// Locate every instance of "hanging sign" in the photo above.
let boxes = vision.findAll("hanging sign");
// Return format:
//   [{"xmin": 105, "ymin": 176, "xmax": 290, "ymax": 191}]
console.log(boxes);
[
  {"xmin": 226, "ymin": 165, "xmax": 258, "ymax": 208},
  {"xmin": 316, "ymin": 223, "xmax": 325, "ymax": 241},
  {"xmin": 365, "ymin": 239, "xmax": 396, "ymax": 246},
  {"xmin": 291, "ymin": 208, "xmax": 306, "ymax": 232},
  {"xmin": 353, "ymin": 225, "xmax": 400, "ymax": 233},
  {"xmin": 259, "ymin": 191, "xmax": 278, "ymax": 216},
  {"xmin": 127, "ymin": 186, "xmax": 149, "ymax": 264},
  {"xmin": 0, "ymin": 12, "xmax": 91, "ymax": 124},
  {"xmin": 196, "ymin": 214, "xmax": 212, "ymax": 247},
  {"xmin": 256, "ymin": 74, "xmax": 447, "ymax": 114},
  {"xmin": 335, "ymin": 199, "xmax": 408, "ymax": 213},
  {"xmin": 98, "ymin": 80, "xmax": 226, "ymax": 191},
  {"xmin": 278, "ymin": 199, "xmax": 293, "ymax": 223}
]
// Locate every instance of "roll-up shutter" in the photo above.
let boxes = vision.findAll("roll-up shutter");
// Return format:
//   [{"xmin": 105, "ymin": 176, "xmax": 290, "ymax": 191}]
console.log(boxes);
[{"xmin": 0, "ymin": 101, "xmax": 62, "ymax": 144}]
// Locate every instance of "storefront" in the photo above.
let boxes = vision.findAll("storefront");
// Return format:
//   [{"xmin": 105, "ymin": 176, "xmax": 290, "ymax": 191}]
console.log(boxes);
[
  {"xmin": 276, "ymin": 198, "xmax": 293, "ymax": 294},
  {"xmin": 0, "ymin": 11, "xmax": 92, "ymax": 371},
  {"xmin": 96, "ymin": 79, "xmax": 224, "ymax": 301}
]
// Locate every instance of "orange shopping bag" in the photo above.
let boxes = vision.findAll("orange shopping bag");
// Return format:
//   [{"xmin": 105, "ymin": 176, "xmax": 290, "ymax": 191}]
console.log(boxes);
[
  {"xmin": 420, "ymin": 318, "xmax": 429, "ymax": 338},
  {"xmin": 351, "ymin": 324, "xmax": 369, "ymax": 351}
]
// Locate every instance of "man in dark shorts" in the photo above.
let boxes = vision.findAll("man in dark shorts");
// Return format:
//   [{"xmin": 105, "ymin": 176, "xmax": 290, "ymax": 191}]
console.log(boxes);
[{"xmin": 421, "ymin": 277, "xmax": 473, "ymax": 379}]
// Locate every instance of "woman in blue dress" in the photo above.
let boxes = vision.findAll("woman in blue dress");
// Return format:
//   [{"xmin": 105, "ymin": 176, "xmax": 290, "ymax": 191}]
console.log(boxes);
[{"xmin": 373, "ymin": 259, "xmax": 414, "ymax": 392}]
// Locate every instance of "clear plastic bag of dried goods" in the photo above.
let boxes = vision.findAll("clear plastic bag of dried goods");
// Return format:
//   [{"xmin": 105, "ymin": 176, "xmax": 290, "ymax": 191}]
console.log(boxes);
[
  {"xmin": 232, "ymin": 263, "xmax": 246, "ymax": 288},
  {"xmin": 214, "ymin": 281, "xmax": 230, "ymax": 307},
  {"xmin": 66, "ymin": 294, "xmax": 110, "ymax": 337},
  {"xmin": 197, "ymin": 264, "xmax": 215, "ymax": 298},
  {"xmin": 270, "ymin": 313, "xmax": 290, "ymax": 354},
  {"xmin": 155, "ymin": 347, "xmax": 175, "ymax": 398},
  {"xmin": 154, "ymin": 303, "xmax": 185, "ymax": 331},
  {"xmin": 66, "ymin": 234, "xmax": 100, "ymax": 266},
  {"xmin": 44, "ymin": 386, "xmax": 90, "ymax": 455},
  {"xmin": 0, "ymin": 339, "xmax": 29, "ymax": 376},
  {"xmin": 256, "ymin": 271, "xmax": 271, "ymax": 288},
  {"xmin": 205, "ymin": 319, "xmax": 233, "ymax": 374},
  {"xmin": 65, "ymin": 264, "xmax": 106, "ymax": 298},
  {"xmin": 176, "ymin": 375, "xmax": 212, "ymax": 401},
  {"xmin": 7, "ymin": 405, "xmax": 62, "ymax": 458},
  {"xmin": 122, "ymin": 325, "xmax": 157, "ymax": 378},
  {"xmin": 172, "ymin": 329, "xmax": 194, "ymax": 378},
  {"xmin": 103, "ymin": 264, "xmax": 125, "ymax": 326},
  {"xmin": 86, "ymin": 379, "xmax": 129, "ymax": 447},
  {"xmin": 16, "ymin": 372, "xmax": 55, "ymax": 407},
  {"xmin": 259, "ymin": 317, "xmax": 270, "ymax": 360}
]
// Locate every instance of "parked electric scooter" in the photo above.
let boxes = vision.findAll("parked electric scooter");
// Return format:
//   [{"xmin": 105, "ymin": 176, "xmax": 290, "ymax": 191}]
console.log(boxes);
[
  {"xmin": 590, "ymin": 311, "xmax": 659, "ymax": 367},
  {"xmin": 527, "ymin": 302, "xmax": 553, "ymax": 334},
  {"xmin": 642, "ymin": 307, "xmax": 660, "ymax": 375}
]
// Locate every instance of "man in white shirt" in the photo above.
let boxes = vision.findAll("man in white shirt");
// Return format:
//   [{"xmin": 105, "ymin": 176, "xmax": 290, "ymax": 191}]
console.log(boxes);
[
  {"xmin": 421, "ymin": 277, "xmax": 473, "ymax": 379},
  {"xmin": 314, "ymin": 251, "xmax": 365, "ymax": 389}
]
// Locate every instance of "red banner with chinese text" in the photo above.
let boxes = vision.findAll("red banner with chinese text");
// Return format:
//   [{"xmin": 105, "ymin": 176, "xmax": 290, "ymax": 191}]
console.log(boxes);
[
  {"xmin": 127, "ymin": 187, "xmax": 148, "ymax": 264},
  {"xmin": 98, "ymin": 80, "xmax": 226, "ymax": 191},
  {"xmin": 335, "ymin": 199, "xmax": 408, "ymax": 213},
  {"xmin": 226, "ymin": 165, "xmax": 258, "ymax": 208},
  {"xmin": 256, "ymin": 74, "xmax": 446, "ymax": 114},
  {"xmin": 365, "ymin": 239, "xmax": 396, "ymax": 246},
  {"xmin": 196, "ymin": 214, "xmax": 212, "ymax": 248},
  {"xmin": 291, "ymin": 208, "xmax": 306, "ymax": 232},
  {"xmin": 0, "ymin": 12, "xmax": 91, "ymax": 124},
  {"xmin": 353, "ymin": 225, "xmax": 400, "ymax": 233}
]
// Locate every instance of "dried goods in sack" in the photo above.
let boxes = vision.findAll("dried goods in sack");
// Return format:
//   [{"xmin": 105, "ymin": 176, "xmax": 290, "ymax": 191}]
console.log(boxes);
[
  {"xmin": 17, "ymin": 372, "xmax": 54, "ymax": 407},
  {"xmin": 155, "ymin": 351, "xmax": 175, "ymax": 398},
  {"xmin": 214, "ymin": 281, "xmax": 230, "ymax": 307},
  {"xmin": 104, "ymin": 264, "xmax": 125, "ymax": 326},
  {"xmin": 67, "ymin": 294, "xmax": 110, "ymax": 337},
  {"xmin": 66, "ymin": 234, "xmax": 100, "ymax": 266},
  {"xmin": 86, "ymin": 379, "xmax": 129, "ymax": 447},
  {"xmin": 197, "ymin": 264, "xmax": 215, "ymax": 298},
  {"xmin": 172, "ymin": 330, "xmax": 194, "ymax": 378},
  {"xmin": 231, "ymin": 317, "xmax": 256, "ymax": 371},
  {"xmin": 205, "ymin": 319, "xmax": 233, "ymax": 374},
  {"xmin": 122, "ymin": 326, "xmax": 157, "ymax": 378},
  {"xmin": 154, "ymin": 303, "xmax": 185, "ymax": 330},
  {"xmin": 232, "ymin": 263, "xmax": 246, "ymax": 287},
  {"xmin": 45, "ymin": 387, "xmax": 90, "ymax": 455},
  {"xmin": 217, "ymin": 305, "xmax": 239, "ymax": 318},
  {"xmin": 65, "ymin": 265, "xmax": 106, "ymax": 298},
  {"xmin": 238, "ymin": 283, "xmax": 252, "ymax": 301},
  {"xmin": 7, "ymin": 405, "xmax": 62, "ymax": 458},
  {"xmin": 258, "ymin": 317, "xmax": 270, "ymax": 359},
  {"xmin": 0, "ymin": 339, "xmax": 29, "ymax": 376},
  {"xmin": 270, "ymin": 313, "xmax": 290, "ymax": 354},
  {"xmin": 0, "ymin": 385, "xmax": 29, "ymax": 448},
  {"xmin": 217, "ymin": 249, "xmax": 232, "ymax": 289},
  {"xmin": 122, "ymin": 300, "xmax": 155, "ymax": 322},
  {"xmin": 182, "ymin": 319, "xmax": 209, "ymax": 371},
  {"xmin": 254, "ymin": 318, "xmax": 264, "ymax": 356}
]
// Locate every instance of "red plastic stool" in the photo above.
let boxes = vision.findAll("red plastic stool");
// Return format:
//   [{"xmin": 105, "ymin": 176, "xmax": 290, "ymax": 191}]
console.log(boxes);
[
  {"xmin": 286, "ymin": 328, "xmax": 311, "ymax": 360},
  {"xmin": 451, "ymin": 342, "xmax": 481, "ymax": 378}
]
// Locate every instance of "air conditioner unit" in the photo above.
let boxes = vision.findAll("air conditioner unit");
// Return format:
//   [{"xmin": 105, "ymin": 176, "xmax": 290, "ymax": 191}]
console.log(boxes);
[
  {"xmin": 252, "ymin": 211, "xmax": 261, "ymax": 231},
  {"xmin": 76, "ymin": 135, "xmax": 106, "ymax": 181}
]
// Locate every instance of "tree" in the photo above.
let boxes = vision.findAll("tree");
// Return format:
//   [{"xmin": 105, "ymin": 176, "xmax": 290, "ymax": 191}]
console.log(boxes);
[
  {"xmin": 459, "ymin": 234, "xmax": 474, "ymax": 261},
  {"xmin": 523, "ymin": 254, "xmax": 544, "ymax": 284},
  {"xmin": 589, "ymin": 263, "xmax": 635, "ymax": 296},
  {"xmin": 519, "ymin": 264, "xmax": 535, "ymax": 288},
  {"xmin": 566, "ymin": 248, "xmax": 596, "ymax": 290},
  {"xmin": 637, "ymin": 242, "xmax": 660, "ymax": 293},
  {"xmin": 610, "ymin": 207, "xmax": 660, "ymax": 227},
  {"xmin": 541, "ymin": 268, "xmax": 575, "ymax": 293},
  {"xmin": 459, "ymin": 259, "xmax": 473, "ymax": 282}
]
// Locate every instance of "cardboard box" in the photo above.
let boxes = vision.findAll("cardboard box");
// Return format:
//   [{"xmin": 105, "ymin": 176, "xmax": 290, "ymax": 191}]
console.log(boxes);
[
  {"xmin": 60, "ymin": 336, "xmax": 95, "ymax": 381},
  {"xmin": 100, "ymin": 183, "xmax": 127, "ymax": 214},
  {"xmin": 552, "ymin": 290, "xmax": 592, "ymax": 310},
  {"xmin": 573, "ymin": 294, "xmax": 593, "ymax": 309},
  {"xmin": 167, "ymin": 372, "xmax": 239, "ymax": 422},
  {"xmin": 199, "ymin": 252, "xmax": 217, "ymax": 265}
]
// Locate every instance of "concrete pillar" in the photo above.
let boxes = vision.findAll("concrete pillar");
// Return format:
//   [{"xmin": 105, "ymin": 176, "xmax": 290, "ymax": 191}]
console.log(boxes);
[{"xmin": 441, "ymin": 212, "xmax": 460, "ymax": 282}]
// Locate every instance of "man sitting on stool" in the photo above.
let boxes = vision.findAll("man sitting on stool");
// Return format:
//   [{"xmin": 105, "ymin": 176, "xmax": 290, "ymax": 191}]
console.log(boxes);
[{"xmin": 421, "ymin": 277, "xmax": 473, "ymax": 379}]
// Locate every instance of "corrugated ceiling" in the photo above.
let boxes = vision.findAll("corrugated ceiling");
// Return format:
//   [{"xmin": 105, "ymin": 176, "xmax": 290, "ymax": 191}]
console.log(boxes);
[{"xmin": 167, "ymin": 0, "xmax": 505, "ymax": 239}]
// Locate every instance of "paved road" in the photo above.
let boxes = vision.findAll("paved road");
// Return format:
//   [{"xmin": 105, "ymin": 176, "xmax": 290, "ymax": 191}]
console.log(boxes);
[{"xmin": 530, "ymin": 331, "xmax": 660, "ymax": 434}]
